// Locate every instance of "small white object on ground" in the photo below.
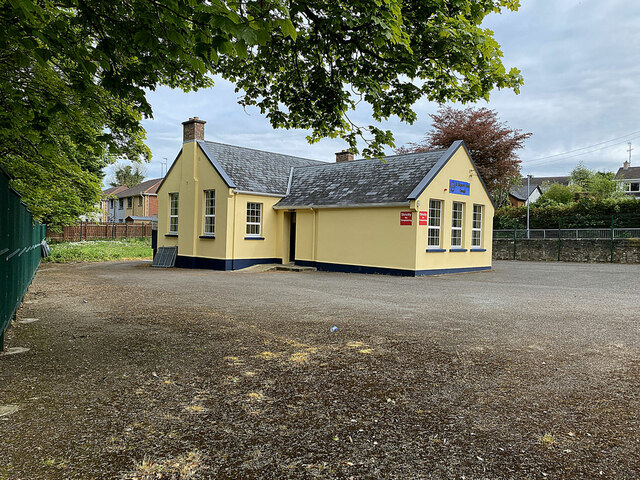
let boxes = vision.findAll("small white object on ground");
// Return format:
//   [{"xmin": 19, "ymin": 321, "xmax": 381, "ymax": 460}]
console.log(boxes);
[
  {"xmin": 0, "ymin": 347, "xmax": 30, "ymax": 356},
  {"xmin": 18, "ymin": 318, "xmax": 39, "ymax": 324},
  {"xmin": 0, "ymin": 405, "xmax": 19, "ymax": 417}
]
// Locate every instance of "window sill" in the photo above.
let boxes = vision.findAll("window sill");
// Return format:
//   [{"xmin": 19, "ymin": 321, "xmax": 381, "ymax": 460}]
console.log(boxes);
[
  {"xmin": 244, "ymin": 236, "xmax": 265, "ymax": 240},
  {"xmin": 165, "ymin": 233, "xmax": 178, "ymax": 237},
  {"xmin": 199, "ymin": 235, "xmax": 215, "ymax": 239},
  {"xmin": 471, "ymin": 248, "xmax": 486, "ymax": 252},
  {"xmin": 426, "ymin": 248, "xmax": 446, "ymax": 253},
  {"xmin": 449, "ymin": 248, "xmax": 467, "ymax": 252}
]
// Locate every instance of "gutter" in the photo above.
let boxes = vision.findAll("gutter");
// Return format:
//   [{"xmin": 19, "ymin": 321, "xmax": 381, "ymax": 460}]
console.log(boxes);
[
  {"xmin": 273, "ymin": 201, "xmax": 410, "ymax": 210},
  {"xmin": 233, "ymin": 189, "xmax": 286, "ymax": 198}
]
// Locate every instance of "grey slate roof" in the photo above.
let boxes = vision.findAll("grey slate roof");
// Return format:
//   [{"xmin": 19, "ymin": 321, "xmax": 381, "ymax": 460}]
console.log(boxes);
[
  {"xmin": 275, "ymin": 150, "xmax": 447, "ymax": 208},
  {"xmin": 116, "ymin": 178, "xmax": 162, "ymax": 198},
  {"xmin": 510, "ymin": 184, "xmax": 540, "ymax": 201},
  {"xmin": 529, "ymin": 175, "xmax": 569, "ymax": 186},
  {"xmin": 199, "ymin": 141, "xmax": 323, "ymax": 195},
  {"xmin": 615, "ymin": 166, "xmax": 640, "ymax": 180}
]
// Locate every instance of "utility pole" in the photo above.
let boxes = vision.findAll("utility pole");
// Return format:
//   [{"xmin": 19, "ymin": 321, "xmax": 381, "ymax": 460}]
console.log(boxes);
[
  {"xmin": 526, "ymin": 174, "xmax": 532, "ymax": 239},
  {"xmin": 161, "ymin": 157, "xmax": 168, "ymax": 177},
  {"xmin": 627, "ymin": 142, "xmax": 633, "ymax": 165}
]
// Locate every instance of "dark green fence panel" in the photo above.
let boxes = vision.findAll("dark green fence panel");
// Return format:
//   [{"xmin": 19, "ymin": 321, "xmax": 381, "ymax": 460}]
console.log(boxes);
[{"xmin": 0, "ymin": 167, "xmax": 45, "ymax": 349}]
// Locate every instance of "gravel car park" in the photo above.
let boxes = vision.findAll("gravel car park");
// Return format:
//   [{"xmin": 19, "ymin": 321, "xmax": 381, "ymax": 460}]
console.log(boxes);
[{"xmin": 0, "ymin": 260, "xmax": 639, "ymax": 479}]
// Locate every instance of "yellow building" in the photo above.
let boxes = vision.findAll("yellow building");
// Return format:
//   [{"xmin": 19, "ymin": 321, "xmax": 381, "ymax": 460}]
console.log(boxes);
[{"xmin": 157, "ymin": 118, "xmax": 494, "ymax": 276}]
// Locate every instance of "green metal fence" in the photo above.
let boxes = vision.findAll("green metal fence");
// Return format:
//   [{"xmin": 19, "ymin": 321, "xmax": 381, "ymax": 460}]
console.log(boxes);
[{"xmin": 1, "ymin": 167, "xmax": 46, "ymax": 349}]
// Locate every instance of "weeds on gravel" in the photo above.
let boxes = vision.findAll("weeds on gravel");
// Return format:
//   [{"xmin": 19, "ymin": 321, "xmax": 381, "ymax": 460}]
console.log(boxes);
[
  {"xmin": 125, "ymin": 451, "xmax": 204, "ymax": 480},
  {"xmin": 44, "ymin": 239, "xmax": 152, "ymax": 263},
  {"xmin": 539, "ymin": 433, "xmax": 557, "ymax": 447}
]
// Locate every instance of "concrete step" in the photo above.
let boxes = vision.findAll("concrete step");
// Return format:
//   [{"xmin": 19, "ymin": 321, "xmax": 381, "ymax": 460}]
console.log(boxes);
[{"xmin": 273, "ymin": 264, "xmax": 316, "ymax": 272}]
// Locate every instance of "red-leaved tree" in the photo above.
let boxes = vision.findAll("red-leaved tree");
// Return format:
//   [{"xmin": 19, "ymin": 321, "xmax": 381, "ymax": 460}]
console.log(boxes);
[{"xmin": 397, "ymin": 106, "xmax": 531, "ymax": 205}]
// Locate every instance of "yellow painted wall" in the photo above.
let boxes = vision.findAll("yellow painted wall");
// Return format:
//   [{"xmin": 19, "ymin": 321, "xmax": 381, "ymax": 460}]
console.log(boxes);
[
  {"xmin": 415, "ymin": 146, "xmax": 494, "ymax": 271},
  {"xmin": 231, "ymin": 193, "xmax": 283, "ymax": 260},
  {"xmin": 158, "ymin": 142, "xmax": 285, "ymax": 262},
  {"xmin": 310, "ymin": 207, "xmax": 418, "ymax": 270}
]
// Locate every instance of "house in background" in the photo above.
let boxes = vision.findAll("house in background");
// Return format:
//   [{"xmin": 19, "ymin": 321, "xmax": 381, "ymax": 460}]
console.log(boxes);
[
  {"xmin": 614, "ymin": 160, "xmax": 640, "ymax": 198},
  {"xmin": 104, "ymin": 178, "xmax": 162, "ymax": 223},
  {"xmin": 508, "ymin": 184, "xmax": 542, "ymax": 207},
  {"xmin": 156, "ymin": 117, "xmax": 494, "ymax": 276},
  {"xmin": 99, "ymin": 185, "xmax": 128, "ymax": 222}
]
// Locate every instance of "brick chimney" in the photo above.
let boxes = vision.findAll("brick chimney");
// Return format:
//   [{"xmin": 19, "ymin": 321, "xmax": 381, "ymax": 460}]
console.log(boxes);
[
  {"xmin": 182, "ymin": 117, "xmax": 206, "ymax": 142},
  {"xmin": 335, "ymin": 150, "xmax": 354, "ymax": 163},
  {"xmin": 623, "ymin": 160, "xmax": 630, "ymax": 170}
]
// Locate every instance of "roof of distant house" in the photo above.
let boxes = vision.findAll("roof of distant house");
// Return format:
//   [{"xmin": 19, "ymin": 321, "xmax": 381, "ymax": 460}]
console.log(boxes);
[
  {"xmin": 509, "ymin": 184, "xmax": 541, "ymax": 201},
  {"xmin": 115, "ymin": 178, "xmax": 163, "ymax": 198},
  {"xmin": 102, "ymin": 185, "xmax": 128, "ymax": 196},
  {"xmin": 614, "ymin": 166, "xmax": 640, "ymax": 180},
  {"xmin": 527, "ymin": 175, "xmax": 570, "ymax": 186}
]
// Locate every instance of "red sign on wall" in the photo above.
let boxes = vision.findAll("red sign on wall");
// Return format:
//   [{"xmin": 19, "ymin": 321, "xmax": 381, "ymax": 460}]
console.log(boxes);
[
  {"xmin": 418, "ymin": 211, "xmax": 428, "ymax": 225},
  {"xmin": 400, "ymin": 211, "xmax": 413, "ymax": 225}
]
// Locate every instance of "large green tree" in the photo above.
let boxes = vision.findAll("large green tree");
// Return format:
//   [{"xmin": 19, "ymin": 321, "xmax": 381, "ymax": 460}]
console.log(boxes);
[
  {"xmin": 109, "ymin": 164, "xmax": 147, "ymax": 189},
  {"xmin": 1, "ymin": 0, "xmax": 523, "ymax": 225}
]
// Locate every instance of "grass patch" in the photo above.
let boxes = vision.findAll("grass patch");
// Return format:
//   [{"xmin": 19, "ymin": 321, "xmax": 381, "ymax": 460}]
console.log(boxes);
[{"xmin": 43, "ymin": 238, "xmax": 152, "ymax": 263}]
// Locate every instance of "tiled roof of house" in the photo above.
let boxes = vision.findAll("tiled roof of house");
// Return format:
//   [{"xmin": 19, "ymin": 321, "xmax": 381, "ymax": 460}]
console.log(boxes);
[
  {"xmin": 509, "ymin": 184, "xmax": 540, "ymax": 201},
  {"xmin": 615, "ymin": 166, "xmax": 640, "ymax": 180},
  {"xmin": 199, "ymin": 141, "xmax": 324, "ymax": 195},
  {"xmin": 102, "ymin": 185, "xmax": 128, "ymax": 196},
  {"xmin": 529, "ymin": 175, "xmax": 569, "ymax": 186},
  {"xmin": 116, "ymin": 178, "xmax": 163, "ymax": 198},
  {"xmin": 275, "ymin": 149, "xmax": 447, "ymax": 208}
]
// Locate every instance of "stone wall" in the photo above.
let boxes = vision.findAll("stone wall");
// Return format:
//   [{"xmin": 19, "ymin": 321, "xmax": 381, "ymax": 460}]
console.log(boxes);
[{"xmin": 492, "ymin": 238, "xmax": 640, "ymax": 263}]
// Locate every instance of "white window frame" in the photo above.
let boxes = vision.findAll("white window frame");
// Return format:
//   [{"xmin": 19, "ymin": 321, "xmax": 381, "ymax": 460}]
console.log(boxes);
[
  {"xmin": 472, "ymin": 204, "xmax": 483, "ymax": 248},
  {"xmin": 427, "ymin": 199, "xmax": 442, "ymax": 249},
  {"xmin": 246, "ymin": 202, "xmax": 262, "ymax": 237},
  {"xmin": 169, "ymin": 193, "xmax": 179, "ymax": 233},
  {"xmin": 203, "ymin": 190, "xmax": 215, "ymax": 236},
  {"xmin": 451, "ymin": 201, "xmax": 464, "ymax": 248}
]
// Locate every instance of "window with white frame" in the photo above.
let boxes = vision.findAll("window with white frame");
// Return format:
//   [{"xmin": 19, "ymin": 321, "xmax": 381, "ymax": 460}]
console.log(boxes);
[
  {"xmin": 169, "ymin": 193, "xmax": 179, "ymax": 233},
  {"xmin": 246, "ymin": 202, "xmax": 262, "ymax": 237},
  {"xmin": 427, "ymin": 199, "xmax": 442, "ymax": 248},
  {"xmin": 472, "ymin": 204, "xmax": 483, "ymax": 248},
  {"xmin": 451, "ymin": 202, "xmax": 463, "ymax": 248},
  {"xmin": 203, "ymin": 190, "xmax": 215, "ymax": 235}
]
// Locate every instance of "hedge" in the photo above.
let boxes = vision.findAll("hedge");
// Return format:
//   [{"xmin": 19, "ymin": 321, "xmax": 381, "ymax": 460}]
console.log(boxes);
[{"xmin": 494, "ymin": 197, "xmax": 640, "ymax": 229}]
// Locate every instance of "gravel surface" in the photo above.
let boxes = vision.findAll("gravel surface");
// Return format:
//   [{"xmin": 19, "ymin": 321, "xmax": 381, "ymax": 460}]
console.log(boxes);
[{"xmin": 0, "ymin": 260, "xmax": 639, "ymax": 479}]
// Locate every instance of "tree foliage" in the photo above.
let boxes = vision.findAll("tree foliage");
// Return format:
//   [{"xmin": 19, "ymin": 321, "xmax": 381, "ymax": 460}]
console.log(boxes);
[
  {"xmin": 397, "ymin": 106, "xmax": 531, "ymax": 203},
  {"xmin": 109, "ymin": 164, "xmax": 147, "ymax": 188},
  {"xmin": 568, "ymin": 162, "xmax": 593, "ymax": 190},
  {"xmin": 535, "ymin": 183, "xmax": 577, "ymax": 206},
  {"xmin": 1, "ymin": 0, "xmax": 523, "ymax": 225}
]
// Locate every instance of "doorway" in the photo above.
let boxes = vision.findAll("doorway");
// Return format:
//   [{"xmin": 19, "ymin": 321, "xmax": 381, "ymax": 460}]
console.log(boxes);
[{"xmin": 289, "ymin": 212, "xmax": 296, "ymax": 262}]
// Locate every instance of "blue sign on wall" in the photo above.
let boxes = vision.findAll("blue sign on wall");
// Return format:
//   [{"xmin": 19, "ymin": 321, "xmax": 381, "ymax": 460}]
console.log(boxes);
[{"xmin": 449, "ymin": 179, "xmax": 470, "ymax": 195}]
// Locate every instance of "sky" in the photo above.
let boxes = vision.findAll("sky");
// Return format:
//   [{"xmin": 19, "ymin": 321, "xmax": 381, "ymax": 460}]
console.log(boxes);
[{"xmin": 113, "ymin": 0, "xmax": 640, "ymax": 183}]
